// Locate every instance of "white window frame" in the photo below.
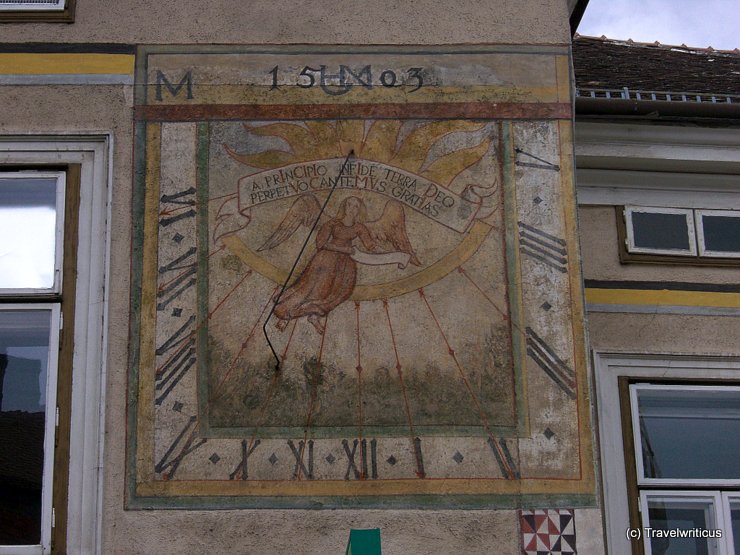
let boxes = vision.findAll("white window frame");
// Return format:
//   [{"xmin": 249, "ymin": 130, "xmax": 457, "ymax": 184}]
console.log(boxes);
[
  {"xmin": 630, "ymin": 383, "xmax": 740, "ymax": 488},
  {"xmin": 696, "ymin": 209, "xmax": 740, "ymax": 259},
  {"xmin": 594, "ymin": 352, "xmax": 740, "ymax": 555},
  {"xmin": 624, "ymin": 206, "xmax": 697, "ymax": 256},
  {"xmin": 0, "ymin": 304, "xmax": 60, "ymax": 555},
  {"xmin": 0, "ymin": 0, "xmax": 65, "ymax": 11},
  {"xmin": 0, "ymin": 171, "xmax": 66, "ymax": 296},
  {"xmin": 0, "ymin": 136, "xmax": 111, "ymax": 555},
  {"xmin": 723, "ymin": 493, "xmax": 740, "ymax": 552},
  {"xmin": 639, "ymin": 490, "xmax": 727, "ymax": 555}
]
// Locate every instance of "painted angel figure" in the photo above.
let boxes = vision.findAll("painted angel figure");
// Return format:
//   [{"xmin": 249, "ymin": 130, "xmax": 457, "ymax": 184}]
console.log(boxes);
[{"xmin": 260, "ymin": 194, "xmax": 421, "ymax": 335}]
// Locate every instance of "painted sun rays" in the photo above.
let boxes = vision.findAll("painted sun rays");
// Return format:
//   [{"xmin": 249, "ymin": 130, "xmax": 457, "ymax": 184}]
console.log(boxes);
[
  {"xmin": 199, "ymin": 252, "xmax": 517, "ymax": 481},
  {"xmin": 224, "ymin": 119, "xmax": 493, "ymax": 190}
]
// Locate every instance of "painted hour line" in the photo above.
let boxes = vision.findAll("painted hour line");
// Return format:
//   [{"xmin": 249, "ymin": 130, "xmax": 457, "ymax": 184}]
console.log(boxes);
[
  {"xmin": 354, "ymin": 301, "xmax": 365, "ymax": 448},
  {"xmin": 159, "ymin": 186, "xmax": 197, "ymax": 227},
  {"xmin": 418, "ymin": 287, "xmax": 519, "ymax": 480},
  {"xmin": 156, "ymin": 265, "xmax": 256, "ymax": 407},
  {"xmin": 518, "ymin": 221, "xmax": 568, "ymax": 273},
  {"xmin": 457, "ymin": 266, "xmax": 508, "ymax": 321},
  {"xmin": 383, "ymin": 298, "xmax": 425, "ymax": 479},
  {"xmin": 208, "ymin": 285, "xmax": 280, "ymax": 403},
  {"xmin": 155, "ymin": 415, "xmax": 207, "ymax": 480},
  {"xmin": 514, "ymin": 147, "xmax": 561, "ymax": 171},
  {"xmin": 295, "ymin": 314, "xmax": 330, "ymax": 481},
  {"xmin": 525, "ymin": 327, "xmax": 576, "ymax": 399}
]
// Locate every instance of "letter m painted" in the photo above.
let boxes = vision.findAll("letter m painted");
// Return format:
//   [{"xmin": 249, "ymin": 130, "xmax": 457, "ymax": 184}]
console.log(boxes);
[{"xmin": 155, "ymin": 70, "xmax": 194, "ymax": 101}]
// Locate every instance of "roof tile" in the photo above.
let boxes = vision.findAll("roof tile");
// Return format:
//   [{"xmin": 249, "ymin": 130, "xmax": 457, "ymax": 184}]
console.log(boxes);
[{"xmin": 573, "ymin": 35, "xmax": 740, "ymax": 96}]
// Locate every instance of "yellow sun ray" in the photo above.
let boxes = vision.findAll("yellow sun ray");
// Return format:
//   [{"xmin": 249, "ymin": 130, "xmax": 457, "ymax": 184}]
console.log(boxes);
[
  {"xmin": 225, "ymin": 120, "xmax": 492, "ymax": 185},
  {"xmin": 390, "ymin": 121, "xmax": 486, "ymax": 175},
  {"xmin": 224, "ymin": 146, "xmax": 295, "ymax": 170},
  {"xmin": 245, "ymin": 123, "xmax": 317, "ymax": 160},
  {"xmin": 337, "ymin": 120, "xmax": 365, "ymax": 156},
  {"xmin": 422, "ymin": 138, "xmax": 492, "ymax": 186},
  {"xmin": 304, "ymin": 121, "xmax": 342, "ymax": 159},
  {"xmin": 361, "ymin": 121, "xmax": 402, "ymax": 163}
]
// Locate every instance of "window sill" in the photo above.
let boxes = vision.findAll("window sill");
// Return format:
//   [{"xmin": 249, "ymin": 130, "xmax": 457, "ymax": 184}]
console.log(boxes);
[{"xmin": 0, "ymin": 1, "xmax": 75, "ymax": 23}]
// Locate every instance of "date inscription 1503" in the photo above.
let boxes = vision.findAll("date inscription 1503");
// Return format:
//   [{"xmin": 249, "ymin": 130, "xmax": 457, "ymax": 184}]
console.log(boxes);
[{"xmin": 268, "ymin": 65, "xmax": 425, "ymax": 96}]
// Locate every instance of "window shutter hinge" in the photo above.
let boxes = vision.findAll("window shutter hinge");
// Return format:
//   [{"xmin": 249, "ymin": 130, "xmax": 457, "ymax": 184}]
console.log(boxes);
[
  {"xmin": 56, "ymin": 406, "xmax": 60, "ymax": 427},
  {"xmin": 52, "ymin": 507, "xmax": 56, "ymax": 528},
  {"xmin": 59, "ymin": 312, "xmax": 63, "ymax": 330}
]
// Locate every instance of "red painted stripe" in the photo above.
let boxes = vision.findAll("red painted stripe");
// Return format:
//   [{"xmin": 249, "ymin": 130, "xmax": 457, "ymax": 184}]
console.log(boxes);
[{"xmin": 135, "ymin": 102, "xmax": 572, "ymax": 121}]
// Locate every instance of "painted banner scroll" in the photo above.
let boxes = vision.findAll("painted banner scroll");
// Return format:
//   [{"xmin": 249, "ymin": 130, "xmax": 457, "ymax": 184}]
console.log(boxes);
[{"xmin": 128, "ymin": 45, "xmax": 595, "ymax": 509}]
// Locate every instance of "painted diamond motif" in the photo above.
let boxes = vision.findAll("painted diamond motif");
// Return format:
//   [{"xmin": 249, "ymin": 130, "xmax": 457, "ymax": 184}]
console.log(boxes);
[
  {"xmin": 540, "ymin": 301, "xmax": 552, "ymax": 311},
  {"xmin": 172, "ymin": 401, "xmax": 184, "ymax": 412},
  {"xmin": 172, "ymin": 308, "xmax": 183, "ymax": 317},
  {"xmin": 533, "ymin": 196, "xmax": 543, "ymax": 205},
  {"xmin": 543, "ymin": 427, "xmax": 555, "ymax": 440},
  {"xmin": 268, "ymin": 453, "xmax": 278, "ymax": 465},
  {"xmin": 519, "ymin": 509, "xmax": 576, "ymax": 555},
  {"xmin": 325, "ymin": 454, "xmax": 336, "ymax": 465},
  {"xmin": 452, "ymin": 451, "xmax": 464, "ymax": 464},
  {"xmin": 386, "ymin": 455, "xmax": 397, "ymax": 466},
  {"xmin": 209, "ymin": 453, "xmax": 220, "ymax": 464},
  {"xmin": 172, "ymin": 233, "xmax": 184, "ymax": 243}
]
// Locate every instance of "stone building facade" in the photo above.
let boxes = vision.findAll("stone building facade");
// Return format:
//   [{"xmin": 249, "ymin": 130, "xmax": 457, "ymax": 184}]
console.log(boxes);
[{"xmin": 0, "ymin": 2, "xmax": 738, "ymax": 554}]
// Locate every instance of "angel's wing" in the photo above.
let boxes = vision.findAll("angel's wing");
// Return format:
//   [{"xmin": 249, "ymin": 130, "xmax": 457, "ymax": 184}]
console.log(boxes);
[
  {"xmin": 364, "ymin": 200, "xmax": 421, "ymax": 266},
  {"xmin": 258, "ymin": 193, "xmax": 325, "ymax": 251}
]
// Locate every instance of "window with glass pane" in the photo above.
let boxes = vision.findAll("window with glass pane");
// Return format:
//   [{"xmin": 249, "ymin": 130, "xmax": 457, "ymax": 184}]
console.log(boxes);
[
  {"xmin": 0, "ymin": 1, "xmax": 73, "ymax": 24},
  {"xmin": 0, "ymin": 1, "xmax": 65, "ymax": 10},
  {"xmin": 640, "ymin": 493, "xmax": 723, "ymax": 555},
  {"xmin": 625, "ymin": 207, "xmax": 696, "ymax": 256},
  {"xmin": 0, "ymin": 174, "xmax": 64, "ymax": 293},
  {"xmin": 0, "ymin": 308, "xmax": 58, "ymax": 547},
  {"xmin": 621, "ymin": 206, "xmax": 740, "ymax": 264},
  {"xmin": 726, "ymin": 498, "xmax": 740, "ymax": 554},
  {"xmin": 628, "ymin": 384, "xmax": 740, "ymax": 555},
  {"xmin": 632, "ymin": 386, "xmax": 740, "ymax": 483},
  {"xmin": 696, "ymin": 210, "xmax": 740, "ymax": 258},
  {"xmin": 0, "ymin": 170, "xmax": 65, "ymax": 555}
]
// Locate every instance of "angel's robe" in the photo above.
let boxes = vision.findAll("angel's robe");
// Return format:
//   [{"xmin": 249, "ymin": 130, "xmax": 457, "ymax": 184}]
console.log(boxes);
[{"xmin": 273, "ymin": 219, "xmax": 376, "ymax": 322}]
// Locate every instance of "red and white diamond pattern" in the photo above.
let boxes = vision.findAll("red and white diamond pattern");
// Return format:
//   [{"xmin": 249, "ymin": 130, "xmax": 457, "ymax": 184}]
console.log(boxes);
[{"xmin": 520, "ymin": 509, "xmax": 576, "ymax": 555}]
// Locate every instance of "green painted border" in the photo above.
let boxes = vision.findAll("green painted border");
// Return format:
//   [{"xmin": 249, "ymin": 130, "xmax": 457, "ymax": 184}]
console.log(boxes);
[
  {"xmin": 133, "ymin": 45, "xmax": 149, "ymax": 107},
  {"xmin": 502, "ymin": 121, "xmax": 529, "ymax": 436},
  {"xmin": 197, "ymin": 120, "xmax": 527, "ymax": 440},
  {"xmin": 127, "ymin": 492, "xmax": 597, "ymax": 511},
  {"xmin": 126, "ymin": 121, "xmax": 148, "ymax": 507},
  {"xmin": 196, "ymin": 122, "xmax": 211, "ymax": 436},
  {"xmin": 204, "ymin": 423, "xmax": 521, "ymax": 440}
]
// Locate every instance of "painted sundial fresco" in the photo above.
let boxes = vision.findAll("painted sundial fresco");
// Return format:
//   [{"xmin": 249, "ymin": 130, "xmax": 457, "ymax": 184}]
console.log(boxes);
[
  {"xmin": 206, "ymin": 119, "xmax": 516, "ymax": 439},
  {"xmin": 128, "ymin": 46, "xmax": 595, "ymax": 508}
]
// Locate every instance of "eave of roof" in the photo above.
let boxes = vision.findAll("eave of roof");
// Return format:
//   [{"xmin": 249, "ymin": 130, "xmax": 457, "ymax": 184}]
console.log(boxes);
[
  {"xmin": 573, "ymin": 35, "xmax": 740, "ymax": 121},
  {"xmin": 569, "ymin": 0, "xmax": 590, "ymax": 35}
]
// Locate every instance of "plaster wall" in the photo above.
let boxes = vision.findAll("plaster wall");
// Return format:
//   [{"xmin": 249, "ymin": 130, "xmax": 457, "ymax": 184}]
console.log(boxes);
[
  {"xmin": 579, "ymin": 203, "xmax": 739, "ymax": 356},
  {"xmin": 587, "ymin": 312, "xmax": 740, "ymax": 354},
  {"xmin": 578, "ymin": 205, "xmax": 740, "ymax": 285},
  {"xmin": 0, "ymin": 0, "xmax": 569, "ymax": 45},
  {"xmin": 0, "ymin": 2, "xmax": 595, "ymax": 553}
]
